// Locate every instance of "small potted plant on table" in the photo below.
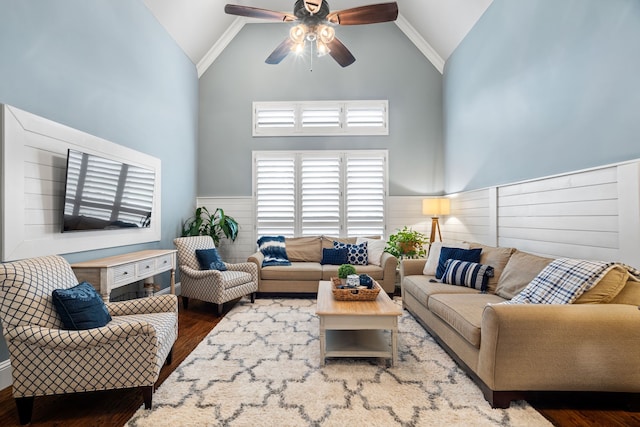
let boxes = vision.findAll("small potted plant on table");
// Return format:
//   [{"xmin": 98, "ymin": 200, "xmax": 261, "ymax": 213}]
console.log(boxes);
[{"xmin": 337, "ymin": 264, "xmax": 357, "ymax": 285}]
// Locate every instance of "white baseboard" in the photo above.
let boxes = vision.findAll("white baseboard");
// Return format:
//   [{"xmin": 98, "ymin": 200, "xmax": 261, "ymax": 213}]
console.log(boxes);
[{"xmin": 0, "ymin": 359, "xmax": 12, "ymax": 391}]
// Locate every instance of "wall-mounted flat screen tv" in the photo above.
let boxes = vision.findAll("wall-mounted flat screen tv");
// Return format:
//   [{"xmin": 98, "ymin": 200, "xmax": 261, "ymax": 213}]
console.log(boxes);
[{"xmin": 61, "ymin": 149, "xmax": 155, "ymax": 232}]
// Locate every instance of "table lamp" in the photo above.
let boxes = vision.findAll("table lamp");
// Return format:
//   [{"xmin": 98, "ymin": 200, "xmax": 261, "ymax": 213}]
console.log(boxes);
[{"xmin": 422, "ymin": 198, "xmax": 450, "ymax": 243}]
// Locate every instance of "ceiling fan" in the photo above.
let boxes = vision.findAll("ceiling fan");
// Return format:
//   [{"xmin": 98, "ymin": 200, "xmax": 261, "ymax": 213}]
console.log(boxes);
[{"xmin": 224, "ymin": 1, "xmax": 399, "ymax": 67}]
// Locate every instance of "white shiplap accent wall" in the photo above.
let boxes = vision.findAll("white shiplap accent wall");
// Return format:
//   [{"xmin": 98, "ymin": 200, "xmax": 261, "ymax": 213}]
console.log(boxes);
[
  {"xmin": 444, "ymin": 189, "xmax": 493, "ymax": 245},
  {"xmin": 497, "ymin": 166, "xmax": 620, "ymax": 260},
  {"xmin": 196, "ymin": 197, "xmax": 255, "ymax": 263},
  {"xmin": 1, "ymin": 104, "xmax": 162, "ymax": 261}
]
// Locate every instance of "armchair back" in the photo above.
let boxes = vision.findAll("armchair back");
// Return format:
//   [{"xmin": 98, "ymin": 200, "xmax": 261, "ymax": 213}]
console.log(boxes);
[
  {"xmin": 0, "ymin": 255, "xmax": 76, "ymax": 330},
  {"xmin": 174, "ymin": 236, "xmax": 216, "ymax": 270}
]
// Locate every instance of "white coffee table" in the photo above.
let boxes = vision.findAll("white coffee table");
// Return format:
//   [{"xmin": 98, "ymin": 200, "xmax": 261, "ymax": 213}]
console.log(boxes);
[{"xmin": 316, "ymin": 280, "xmax": 402, "ymax": 366}]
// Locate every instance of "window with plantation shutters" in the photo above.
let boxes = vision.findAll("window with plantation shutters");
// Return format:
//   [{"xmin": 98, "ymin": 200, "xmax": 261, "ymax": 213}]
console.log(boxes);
[
  {"xmin": 253, "ymin": 101, "xmax": 388, "ymax": 136},
  {"xmin": 253, "ymin": 150, "xmax": 387, "ymax": 238},
  {"xmin": 254, "ymin": 156, "xmax": 296, "ymax": 237}
]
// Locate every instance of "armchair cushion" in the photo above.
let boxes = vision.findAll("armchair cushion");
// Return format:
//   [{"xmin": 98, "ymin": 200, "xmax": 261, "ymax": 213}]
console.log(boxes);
[
  {"xmin": 52, "ymin": 282, "xmax": 112, "ymax": 330},
  {"xmin": 195, "ymin": 248, "xmax": 227, "ymax": 271}
]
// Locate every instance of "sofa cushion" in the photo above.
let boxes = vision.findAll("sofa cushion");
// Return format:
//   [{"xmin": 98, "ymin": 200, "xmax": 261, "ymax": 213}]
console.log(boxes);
[
  {"xmin": 423, "ymin": 241, "xmax": 469, "ymax": 276},
  {"xmin": 333, "ymin": 241, "xmax": 368, "ymax": 265},
  {"xmin": 574, "ymin": 266, "xmax": 629, "ymax": 304},
  {"xmin": 610, "ymin": 279, "xmax": 640, "ymax": 305},
  {"xmin": 428, "ymin": 293, "xmax": 507, "ymax": 348},
  {"xmin": 322, "ymin": 264, "xmax": 384, "ymax": 281},
  {"xmin": 260, "ymin": 262, "xmax": 322, "ymax": 281},
  {"xmin": 321, "ymin": 248, "xmax": 348, "ymax": 265},
  {"xmin": 467, "ymin": 243, "xmax": 516, "ymax": 293},
  {"xmin": 403, "ymin": 275, "xmax": 480, "ymax": 306},
  {"xmin": 322, "ymin": 236, "xmax": 357, "ymax": 250},
  {"xmin": 495, "ymin": 250, "xmax": 553, "ymax": 299},
  {"xmin": 441, "ymin": 260, "xmax": 494, "ymax": 291},
  {"xmin": 436, "ymin": 247, "xmax": 482, "ymax": 279},
  {"xmin": 285, "ymin": 236, "xmax": 322, "ymax": 262}
]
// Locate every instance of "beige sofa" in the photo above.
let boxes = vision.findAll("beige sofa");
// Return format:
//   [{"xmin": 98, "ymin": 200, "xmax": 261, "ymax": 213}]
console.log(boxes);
[
  {"xmin": 248, "ymin": 236, "xmax": 398, "ymax": 295},
  {"xmin": 400, "ymin": 242, "xmax": 640, "ymax": 408}
]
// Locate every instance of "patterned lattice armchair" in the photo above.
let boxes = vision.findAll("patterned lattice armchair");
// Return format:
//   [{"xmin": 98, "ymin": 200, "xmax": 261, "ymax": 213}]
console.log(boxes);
[
  {"xmin": 173, "ymin": 236, "xmax": 258, "ymax": 315},
  {"xmin": 0, "ymin": 255, "xmax": 178, "ymax": 425}
]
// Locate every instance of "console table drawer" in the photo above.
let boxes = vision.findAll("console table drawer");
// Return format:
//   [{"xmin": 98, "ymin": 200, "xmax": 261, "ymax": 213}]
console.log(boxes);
[
  {"xmin": 136, "ymin": 259, "xmax": 156, "ymax": 277},
  {"xmin": 113, "ymin": 265, "xmax": 135, "ymax": 284},
  {"xmin": 156, "ymin": 254, "xmax": 174, "ymax": 271}
]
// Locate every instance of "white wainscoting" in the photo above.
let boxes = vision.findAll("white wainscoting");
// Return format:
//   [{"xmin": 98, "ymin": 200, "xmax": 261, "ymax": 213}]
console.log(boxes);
[
  {"xmin": 196, "ymin": 197, "xmax": 256, "ymax": 263},
  {"xmin": 444, "ymin": 160, "xmax": 640, "ymax": 266},
  {"xmin": 0, "ymin": 104, "xmax": 162, "ymax": 261},
  {"xmin": 198, "ymin": 159, "xmax": 640, "ymax": 266}
]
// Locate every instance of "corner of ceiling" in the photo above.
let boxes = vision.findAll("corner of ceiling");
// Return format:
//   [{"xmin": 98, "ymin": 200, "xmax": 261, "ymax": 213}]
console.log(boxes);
[
  {"xmin": 394, "ymin": 14, "xmax": 444, "ymax": 74},
  {"xmin": 197, "ymin": 17, "xmax": 246, "ymax": 78},
  {"xmin": 196, "ymin": 13, "xmax": 445, "ymax": 78}
]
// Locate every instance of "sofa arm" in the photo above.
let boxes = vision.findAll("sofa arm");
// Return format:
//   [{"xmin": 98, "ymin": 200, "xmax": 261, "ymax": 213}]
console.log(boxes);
[
  {"xmin": 478, "ymin": 303, "xmax": 640, "ymax": 392},
  {"xmin": 376, "ymin": 252, "xmax": 398, "ymax": 294},
  {"xmin": 399, "ymin": 258, "xmax": 427, "ymax": 282},
  {"xmin": 247, "ymin": 251, "xmax": 264, "ymax": 286}
]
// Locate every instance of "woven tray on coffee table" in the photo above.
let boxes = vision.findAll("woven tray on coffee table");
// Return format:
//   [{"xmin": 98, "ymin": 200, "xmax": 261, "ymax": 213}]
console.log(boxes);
[{"xmin": 330, "ymin": 277, "xmax": 381, "ymax": 301}]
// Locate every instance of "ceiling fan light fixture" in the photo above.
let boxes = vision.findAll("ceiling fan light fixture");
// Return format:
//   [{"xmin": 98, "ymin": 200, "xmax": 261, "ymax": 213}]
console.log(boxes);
[
  {"xmin": 290, "ymin": 24, "xmax": 307, "ymax": 43},
  {"xmin": 316, "ymin": 40, "xmax": 330, "ymax": 57},
  {"xmin": 318, "ymin": 25, "xmax": 335, "ymax": 43}
]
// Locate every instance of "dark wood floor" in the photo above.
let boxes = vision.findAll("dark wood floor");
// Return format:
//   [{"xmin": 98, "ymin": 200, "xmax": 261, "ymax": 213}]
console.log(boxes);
[{"xmin": 0, "ymin": 296, "xmax": 638, "ymax": 427}]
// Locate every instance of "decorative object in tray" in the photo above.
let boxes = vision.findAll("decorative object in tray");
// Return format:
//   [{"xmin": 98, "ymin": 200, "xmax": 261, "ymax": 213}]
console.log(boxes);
[{"xmin": 330, "ymin": 275, "xmax": 381, "ymax": 301}]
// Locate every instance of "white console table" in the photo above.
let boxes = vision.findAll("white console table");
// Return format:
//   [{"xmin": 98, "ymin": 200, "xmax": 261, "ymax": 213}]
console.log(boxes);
[{"xmin": 71, "ymin": 249, "xmax": 177, "ymax": 302}]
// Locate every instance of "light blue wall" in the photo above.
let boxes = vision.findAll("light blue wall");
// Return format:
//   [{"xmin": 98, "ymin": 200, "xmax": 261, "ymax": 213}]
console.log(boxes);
[
  {"xmin": 444, "ymin": 0, "xmax": 640, "ymax": 192},
  {"xmin": 0, "ymin": 1, "xmax": 198, "ymax": 360},
  {"xmin": 199, "ymin": 23, "xmax": 444, "ymax": 197}
]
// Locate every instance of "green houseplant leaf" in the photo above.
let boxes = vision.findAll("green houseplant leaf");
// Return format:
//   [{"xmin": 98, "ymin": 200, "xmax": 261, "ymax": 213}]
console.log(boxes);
[
  {"xmin": 181, "ymin": 206, "xmax": 239, "ymax": 245},
  {"xmin": 384, "ymin": 226, "xmax": 429, "ymax": 259}
]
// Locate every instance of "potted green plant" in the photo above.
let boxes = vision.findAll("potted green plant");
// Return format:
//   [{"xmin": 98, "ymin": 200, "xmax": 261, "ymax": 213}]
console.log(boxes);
[
  {"xmin": 384, "ymin": 226, "xmax": 429, "ymax": 259},
  {"xmin": 337, "ymin": 264, "xmax": 357, "ymax": 284},
  {"xmin": 181, "ymin": 206, "xmax": 239, "ymax": 245}
]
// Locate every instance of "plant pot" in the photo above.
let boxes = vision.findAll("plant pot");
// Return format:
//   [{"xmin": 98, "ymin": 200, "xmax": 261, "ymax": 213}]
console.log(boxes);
[{"xmin": 399, "ymin": 242, "xmax": 417, "ymax": 254}]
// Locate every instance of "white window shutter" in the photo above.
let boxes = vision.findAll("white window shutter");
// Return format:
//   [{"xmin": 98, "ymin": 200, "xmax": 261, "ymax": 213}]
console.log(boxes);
[
  {"xmin": 345, "ymin": 155, "xmax": 386, "ymax": 237},
  {"xmin": 255, "ymin": 156, "xmax": 296, "ymax": 237},
  {"xmin": 300, "ymin": 155, "xmax": 341, "ymax": 236}
]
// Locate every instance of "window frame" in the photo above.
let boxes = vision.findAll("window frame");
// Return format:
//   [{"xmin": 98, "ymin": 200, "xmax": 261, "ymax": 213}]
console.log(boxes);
[
  {"xmin": 253, "ymin": 150, "xmax": 388, "ymax": 239},
  {"xmin": 253, "ymin": 100, "xmax": 389, "ymax": 137}
]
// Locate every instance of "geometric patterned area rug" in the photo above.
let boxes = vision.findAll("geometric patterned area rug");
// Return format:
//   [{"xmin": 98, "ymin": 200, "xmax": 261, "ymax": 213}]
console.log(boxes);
[{"xmin": 126, "ymin": 299, "xmax": 551, "ymax": 427}]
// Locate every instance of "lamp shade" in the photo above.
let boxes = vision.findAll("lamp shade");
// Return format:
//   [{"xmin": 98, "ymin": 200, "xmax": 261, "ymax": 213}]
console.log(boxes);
[{"xmin": 422, "ymin": 198, "xmax": 450, "ymax": 216}]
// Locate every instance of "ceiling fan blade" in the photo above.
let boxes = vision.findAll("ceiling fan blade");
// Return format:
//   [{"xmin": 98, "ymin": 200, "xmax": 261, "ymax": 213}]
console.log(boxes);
[
  {"xmin": 327, "ymin": 2, "xmax": 398, "ymax": 25},
  {"xmin": 327, "ymin": 38, "xmax": 356, "ymax": 67},
  {"xmin": 265, "ymin": 38, "xmax": 295, "ymax": 64},
  {"xmin": 224, "ymin": 4, "xmax": 296, "ymax": 22}
]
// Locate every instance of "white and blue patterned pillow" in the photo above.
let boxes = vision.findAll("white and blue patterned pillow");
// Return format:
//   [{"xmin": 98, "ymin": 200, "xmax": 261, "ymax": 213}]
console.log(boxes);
[
  {"xmin": 441, "ymin": 259, "xmax": 494, "ymax": 291},
  {"xmin": 333, "ymin": 241, "xmax": 368, "ymax": 266},
  {"xmin": 257, "ymin": 235, "xmax": 291, "ymax": 267}
]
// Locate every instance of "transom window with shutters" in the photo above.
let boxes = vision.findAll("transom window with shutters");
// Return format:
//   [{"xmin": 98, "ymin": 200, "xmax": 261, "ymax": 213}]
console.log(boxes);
[
  {"xmin": 253, "ymin": 150, "xmax": 387, "ymax": 238},
  {"xmin": 253, "ymin": 101, "xmax": 388, "ymax": 136}
]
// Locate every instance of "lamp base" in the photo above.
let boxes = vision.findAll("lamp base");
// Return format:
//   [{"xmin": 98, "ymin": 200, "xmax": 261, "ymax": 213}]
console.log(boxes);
[{"xmin": 430, "ymin": 217, "xmax": 442, "ymax": 243}]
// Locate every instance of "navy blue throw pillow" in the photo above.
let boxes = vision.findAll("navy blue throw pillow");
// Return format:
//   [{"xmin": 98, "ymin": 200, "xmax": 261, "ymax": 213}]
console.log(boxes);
[
  {"xmin": 333, "ymin": 241, "xmax": 368, "ymax": 265},
  {"xmin": 257, "ymin": 235, "xmax": 291, "ymax": 267},
  {"xmin": 52, "ymin": 282, "xmax": 112, "ymax": 330},
  {"xmin": 195, "ymin": 248, "xmax": 227, "ymax": 271},
  {"xmin": 321, "ymin": 248, "xmax": 348, "ymax": 265},
  {"xmin": 441, "ymin": 259, "xmax": 494, "ymax": 291},
  {"xmin": 436, "ymin": 247, "xmax": 482, "ymax": 279}
]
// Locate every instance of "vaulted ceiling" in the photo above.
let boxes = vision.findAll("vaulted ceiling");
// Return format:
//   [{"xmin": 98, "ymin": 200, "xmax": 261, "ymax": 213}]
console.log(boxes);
[{"xmin": 143, "ymin": 0, "xmax": 493, "ymax": 76}]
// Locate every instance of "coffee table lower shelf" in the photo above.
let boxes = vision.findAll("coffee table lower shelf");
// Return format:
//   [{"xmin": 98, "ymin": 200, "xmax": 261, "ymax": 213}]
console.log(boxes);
[{"xmin": 323, "ymin": 329, "xmax": 392, "ymax": 361}]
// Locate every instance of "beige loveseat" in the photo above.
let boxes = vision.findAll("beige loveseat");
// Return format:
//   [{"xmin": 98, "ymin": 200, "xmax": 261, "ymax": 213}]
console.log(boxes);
[
  {"xmin": 400, "ymin": 242, "xmax": 640, "ymax": 408},
  {"xmin": 248, "ymin": 236, "xmax": 398, "ymax": 295}
]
